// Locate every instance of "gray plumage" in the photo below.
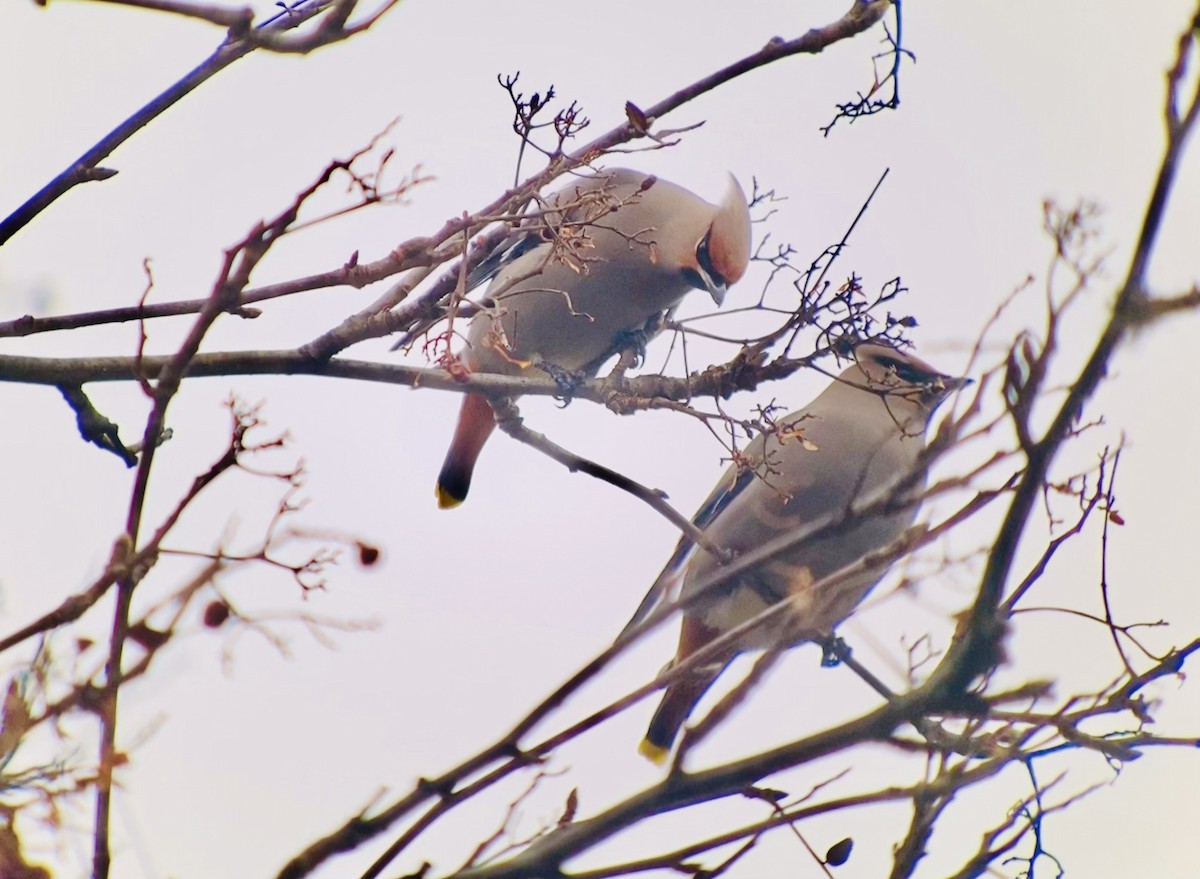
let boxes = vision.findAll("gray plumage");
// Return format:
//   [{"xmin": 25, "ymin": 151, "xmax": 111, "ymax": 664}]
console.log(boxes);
[
  {"xmin": 437, "ymin": 167, "xmax": 752, "ymax": 508},
  {"xmin": 627, "ymin": 344, "xmax": 969, "ymax": 763}
]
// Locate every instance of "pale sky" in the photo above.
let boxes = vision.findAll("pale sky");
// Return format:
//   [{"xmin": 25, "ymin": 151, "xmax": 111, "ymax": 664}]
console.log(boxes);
[{"xmin": 1, "ymin": 1, "xmax": 1198, "ymax": 878}]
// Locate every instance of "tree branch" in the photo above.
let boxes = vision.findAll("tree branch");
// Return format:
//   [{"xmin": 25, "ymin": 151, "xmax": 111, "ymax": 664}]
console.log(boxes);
[{"xmin": 0, "ymin": 0, "xmax": 400, "ymax": 246}]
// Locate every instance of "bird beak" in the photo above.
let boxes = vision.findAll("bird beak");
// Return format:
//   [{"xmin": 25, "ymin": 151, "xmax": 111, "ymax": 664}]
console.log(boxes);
[
  {"xmin": 707, "ymin": 281, "xmax": 727, "ymax": 307},
  {"xmin": 941, "ymin": 374, "xmax": 973, "ymax": 391}
]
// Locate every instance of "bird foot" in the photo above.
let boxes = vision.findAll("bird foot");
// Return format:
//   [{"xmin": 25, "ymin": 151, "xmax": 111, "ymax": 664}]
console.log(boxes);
[
  {"xmin": 610, "ymin": 326, "xmax": 653, "ymax": 369},
  {"xmin": 580, "ymin": 313, "xmax": 669, "ymax": 377},
  {"xmin": 819, "ymin": 636, "xmax": 851, "ymax": 668},
  {"xmin": 532, "ymin": 356, "xmax": 586, "ymax": 403}
]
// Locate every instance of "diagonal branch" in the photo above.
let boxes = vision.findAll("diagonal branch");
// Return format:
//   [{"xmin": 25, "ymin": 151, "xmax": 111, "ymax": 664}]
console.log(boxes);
[
  {"xmin": 489, "ymin": 398, "xmax": 721, "ymax": 554},
  {"xmin": 931, "ymin": 5, "xmax": 1200, "ymax": 699},
  {"xmin": 0, "ymin": 0, "xmax": 396, "ymax": 246}
]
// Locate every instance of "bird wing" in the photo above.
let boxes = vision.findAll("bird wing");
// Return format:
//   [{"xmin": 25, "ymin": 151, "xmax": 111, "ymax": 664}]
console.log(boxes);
[
  {"xmin": 616, "ymin": 463, "xmax": 757, "ymax": 641},
  {"xmin": 465, "ymin": 228, "xmax": 547, "ymax": 300},
  {"xmin": 468, "ymin": 170, "xmax": 633, "ymax": 300}
]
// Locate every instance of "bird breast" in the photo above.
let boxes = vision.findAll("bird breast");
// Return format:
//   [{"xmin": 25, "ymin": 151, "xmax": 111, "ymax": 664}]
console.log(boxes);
[
  {"xmin": 683, "ymin": 416, "xmax": 925, "ymax": 648},
  {"xmin": 465, "ymin": 239, "xmax": 697, "ymax": 375}
]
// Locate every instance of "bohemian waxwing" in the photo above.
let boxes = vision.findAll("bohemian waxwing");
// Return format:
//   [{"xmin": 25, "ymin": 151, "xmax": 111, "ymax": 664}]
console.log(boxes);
[
  {"xmin": 436, "ymin": 167, "xmax": 752, "ymax": 508},
  {"xmin": 620, "ymin": 344, "xmax": 970, "ymax": 764}
]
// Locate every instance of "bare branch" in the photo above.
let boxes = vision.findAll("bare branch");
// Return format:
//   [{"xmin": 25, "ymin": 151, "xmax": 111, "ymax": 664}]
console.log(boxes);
[
  {"xmin": 932, "ymin": 19, "xmax": 1200, "ymax": 697},
  {"xmin": 489, "ymin": 398, "xmax": 723, "ymax": 555},
  {"xmin": 0, "ymin": 0, "xmax": 342, "ymax": 245}
]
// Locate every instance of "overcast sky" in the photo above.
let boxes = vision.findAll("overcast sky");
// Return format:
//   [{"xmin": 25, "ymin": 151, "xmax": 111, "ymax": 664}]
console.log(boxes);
[{"xmin": 1, "ymin": 1, "xmax": 1198, "ymax": 877}]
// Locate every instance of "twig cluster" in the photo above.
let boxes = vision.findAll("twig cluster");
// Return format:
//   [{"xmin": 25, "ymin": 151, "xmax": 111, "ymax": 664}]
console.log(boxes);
[{"xmin": 1, "ymin": 1, "xmax": 1198, "ymax": 878}]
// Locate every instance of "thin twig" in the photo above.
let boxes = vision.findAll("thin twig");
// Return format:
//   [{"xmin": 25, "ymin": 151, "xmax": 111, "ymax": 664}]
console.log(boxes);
[{"xmin": 489, "ymin": 398, "xmax": 720, "ymax": 554}]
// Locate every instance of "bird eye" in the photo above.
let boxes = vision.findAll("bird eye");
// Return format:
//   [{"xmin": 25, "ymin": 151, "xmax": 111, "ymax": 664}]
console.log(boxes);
[
  {"xmin": 876, "ymin": 355, "xmax": 936, "ymax": 385},
  {"xmin": 695, "ymin": 232, "xmax": 725, "ymax": 287}
]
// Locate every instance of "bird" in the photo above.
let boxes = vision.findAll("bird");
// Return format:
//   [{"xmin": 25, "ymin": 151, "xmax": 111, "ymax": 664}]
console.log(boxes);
[
  {"xmin": 435, "ymin": 167, "xmax": 752, "ymax": 508},
  {"xmin": 620, "ymin": 343, "xmax": 970, "ymax": 765}
]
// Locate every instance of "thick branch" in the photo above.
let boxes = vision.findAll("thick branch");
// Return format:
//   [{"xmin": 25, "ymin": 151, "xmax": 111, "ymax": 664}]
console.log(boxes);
[
  {"xmin": 931, "ymin": 9, "xmax": 1200, "ymax": 698},
  {"xmin": 86, "ymin": 0, "xmax": 254, "ymax": 28},
  {"xmin": 0, "ymin": 347, "xmax": 823, "ymax": 406}
]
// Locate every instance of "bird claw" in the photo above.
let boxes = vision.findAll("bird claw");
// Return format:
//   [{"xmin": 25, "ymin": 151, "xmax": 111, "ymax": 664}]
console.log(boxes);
[
  {"xmin": 819, "ymin": 636, "xmax": 851, "ymax": 668},
  {"xmin": 611, "ymin": 326, "xmax": 652, "ymax": 368},
  {"xmin": 532, "ymin": 356, "xmax": 585, "ymax": 403}
]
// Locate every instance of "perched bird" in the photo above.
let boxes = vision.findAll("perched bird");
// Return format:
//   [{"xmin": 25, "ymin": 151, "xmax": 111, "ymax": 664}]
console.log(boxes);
[
  {"xmin": 436, "ymin": 168, "xmax": 752, "ymax": 508},
  {"xmin": 621, "ymin": 344, "xmax": 969, "ymax": 764}
]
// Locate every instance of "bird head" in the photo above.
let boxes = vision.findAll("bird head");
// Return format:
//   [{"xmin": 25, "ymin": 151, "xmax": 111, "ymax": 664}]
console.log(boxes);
[
  {"xmin": 850, "ymin": 343, "xmax": 971, "ymax": 419},
  {"xmin": 687, "ymin": 174, "xmax": 751, "ymax": 306}
]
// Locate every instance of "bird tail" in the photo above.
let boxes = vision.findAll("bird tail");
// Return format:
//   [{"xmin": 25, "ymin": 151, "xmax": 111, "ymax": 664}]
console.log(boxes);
[
  {"xmin": 640, "ymin": 665, "xmax": 724, "ymax": 765},
  {"xmin": 435, "ymin": 392, "xmax": 496, "ymax": 508}
]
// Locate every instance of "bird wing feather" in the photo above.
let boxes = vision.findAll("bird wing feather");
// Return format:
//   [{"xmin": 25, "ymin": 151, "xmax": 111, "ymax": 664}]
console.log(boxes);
[{"xmin": 616, "ymin": 463, "xmax": 757, "ymax": 641}]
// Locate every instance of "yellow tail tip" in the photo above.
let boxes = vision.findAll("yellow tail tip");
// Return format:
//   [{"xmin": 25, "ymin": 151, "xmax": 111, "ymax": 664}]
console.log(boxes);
[
  {"xmin": 638, "ymin": 738, "xmax": 670, "ymax": 766},
  {"xmin": 435, "ymin": 484, "xmax": 464, "ymax": 509}
]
